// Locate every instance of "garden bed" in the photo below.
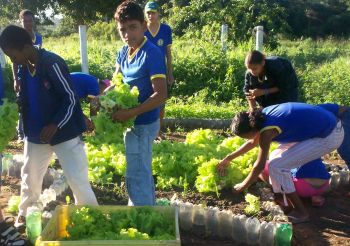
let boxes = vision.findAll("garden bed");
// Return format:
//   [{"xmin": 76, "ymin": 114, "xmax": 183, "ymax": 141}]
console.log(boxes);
[{"xmin": 1, "ymin": 137, "xmax": 350, "ymax": 246}]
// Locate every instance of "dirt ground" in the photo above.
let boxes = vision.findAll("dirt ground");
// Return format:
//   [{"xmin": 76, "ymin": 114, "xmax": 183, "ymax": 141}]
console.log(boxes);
[{"xmin": 1, "ymin": 139, "xmax": 350, "ymax": 245}]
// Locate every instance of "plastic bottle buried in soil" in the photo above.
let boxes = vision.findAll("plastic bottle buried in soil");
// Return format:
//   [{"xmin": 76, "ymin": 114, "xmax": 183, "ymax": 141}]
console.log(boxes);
[
  {"xmin": 339, "ymin": 169, "xmax": 349, "ymax": 186},
  {"xmin": 5, "ymin": 153, "xmax": 15, "ymax": 177},
  {"xmin": 192, "ymin": 204, "xmax": 206, "ymax": 236},
  {"xmin": 232, "ymin": 214, "xmax": 247, "ymax": 243},
  {"xmin": 259, "ymin": 221, "xmax": 276, "ymax": 246},
  {"xmin": 156, "ymin": 198, "xmax": 170, "ymax": 206},
  {"xmin": 275, "ymin": 223, "xmax": 292, "ymax": 246},
  {"xmin": 245, "ymin": 217, "xmax": 261, "ymax": 245},
  {"xmin": 1, "ymin": 153, "xmax": 13, "ymax": 176},
  {"xmin": 344, "ymin": 167, "xmax": 350, "ymax": 184},
  {"xmin": 179, "ymin": 202, "xmax": 193, "ymax": 231},
  {"xmin": 328, "ymin": 164, "xmax": 339, "ymax": 172},
  {"xmin": 330, "ymin": 171, "xmax": 340, "ymax": 189},
  {"xmin": 217, "ymin": 209, "xmax": 234, "ymax": 239},
  {"xmin": 42, "ymin": 211, "xmax": 53, "ymax": 228},
  {"xmin": 205, "ymin": 206, "xmax": 220, "ymax": 237},
  {"xmin": 39, "ymin": 188, "xmax": 57, "ymax": 207},
  {"xmin": 26, "ymin": 205, "xmax": 42, "ymax": 244},
  {"xmin": 262, "ymin": 201, "xmax": 275, "ymax": 212}
]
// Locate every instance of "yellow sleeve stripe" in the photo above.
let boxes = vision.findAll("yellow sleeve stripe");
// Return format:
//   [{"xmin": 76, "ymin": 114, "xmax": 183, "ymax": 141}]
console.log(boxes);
[
  {"xmin": 151, "ymin": 74, "xmax": 166, "ymax": 80},
  {"xmin": 260, "ymin": 126, "xmax": 282, "ymax": 134}
]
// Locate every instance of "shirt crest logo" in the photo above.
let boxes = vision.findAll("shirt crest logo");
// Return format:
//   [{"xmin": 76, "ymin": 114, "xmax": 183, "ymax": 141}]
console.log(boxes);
[
  {"xmin": 43, "ymin": 80, "xmax": 51, "ymax": 90},
  {"xmin": 157, "ymin": 39, "xmax": 164, "ymax": 46}
]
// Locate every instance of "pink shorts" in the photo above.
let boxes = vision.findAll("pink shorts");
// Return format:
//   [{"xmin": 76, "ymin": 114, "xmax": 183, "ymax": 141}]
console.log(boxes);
[
  {"xmin": 261, "ymin": 162, "xmax": 330, "ymax": 198},
  {"xmin": 293, "ymin": 178, "xmax": 330, "ymax": 198}
]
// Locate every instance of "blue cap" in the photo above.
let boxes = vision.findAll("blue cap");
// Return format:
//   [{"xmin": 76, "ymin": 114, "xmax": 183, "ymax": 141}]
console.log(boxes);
[{"xmin": 145, "ymin": 2, "xmax": 159, "ymax": 12}]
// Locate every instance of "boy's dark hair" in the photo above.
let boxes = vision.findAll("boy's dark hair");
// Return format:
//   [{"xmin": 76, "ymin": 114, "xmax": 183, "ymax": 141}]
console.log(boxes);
[
  {"xmin": 231, "ymin": 108, "xmax": 265, "ymax": 136},
  {"xmin": 245, "ymin": 50, "xmax": 266, "ymax": 66},
  {"xmin": 114, "ymin": 0, "xmax": 145, "ymax": 24},
  {"xmin": 0, "ymin": 25, "xmax": 32, "ymax": 50},
  {"xmin": 19, "ymin": 9, "xmax": 34, "ymax": 20}
]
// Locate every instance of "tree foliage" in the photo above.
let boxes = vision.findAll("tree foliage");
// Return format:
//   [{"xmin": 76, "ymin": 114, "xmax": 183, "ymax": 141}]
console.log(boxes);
[
  {"xmin": 166, "ymin": 0, "xmax": 289, "ymax": 48},
  {"xmin": 0, "ymin": 0, "xmax": 54, "ymax": 25},
  {"xmin": 1, "ymin": 0, "xmax": 350, "ymax": 39}
]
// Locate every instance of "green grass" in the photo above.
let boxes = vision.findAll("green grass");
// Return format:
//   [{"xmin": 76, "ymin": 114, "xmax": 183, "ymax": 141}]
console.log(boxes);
[{"xmin": 3, "ymin": 35, "xmax": 350, "ymax": 118}]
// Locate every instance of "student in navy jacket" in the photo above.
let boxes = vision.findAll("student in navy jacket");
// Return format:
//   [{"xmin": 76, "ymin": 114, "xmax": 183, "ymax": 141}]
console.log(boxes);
[
  {"xmin": 0, "ymin": 25, "xmax": 98, "ymax": 228},
  {"xmin": 244, "ymin": 50, "xmax": 299, "ymax": 110}
]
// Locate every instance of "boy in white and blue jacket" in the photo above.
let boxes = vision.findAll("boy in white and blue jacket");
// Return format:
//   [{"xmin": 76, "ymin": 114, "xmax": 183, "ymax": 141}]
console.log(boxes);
[{"xmin": 0, "ymin": 25, "xmax": 98, "ymax": 228}]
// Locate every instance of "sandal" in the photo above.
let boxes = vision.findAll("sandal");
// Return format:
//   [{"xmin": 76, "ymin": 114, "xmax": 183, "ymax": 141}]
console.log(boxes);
[
  {"xmin": 0, "ymin": 218, "xmax": 28, "ymax": 246},
  {"xmin": 287, "ymin": 215, "xmax": 310, "ymax": 224}
]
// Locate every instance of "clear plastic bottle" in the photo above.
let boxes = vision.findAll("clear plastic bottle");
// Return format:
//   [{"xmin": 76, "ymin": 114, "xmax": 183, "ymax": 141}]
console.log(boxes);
[
  {"xmin": 205, "ymin": 206, "xmax": 219, "ymax": 237},
  {"xmin": 5, "ymin": 153, "xmax": 15, "ymax": 177},
  {"xmin": 330, "ymin": 171, "xmax": 340, "ymax": 189},
  {"xmin": 232, "ymin": 214, "xmax": 247, "ymax": 243},
  {"xmin": 339, "ymin": 169, "xmax": 349, "ymax": 186},
  {"xmin": 42, "ymin": 211, "xmax": 53, "ymax": 228},
  {"xmin": 1, "ymin": 153, "xmax": 11, "ymax": 176},
  {"xmin": 47, "ymin": 188, "xmax": 57, "ymax": 202},
  {"xmin": 26, "ymin": 205, "xmax": 42, "ymax": 244},
  {"xmin": 345, "ymin": 167, "xmax": 350, "ymax": 184},
  {"xmin": 275, "ymin": 223, "xmax": 292, "ymax": 246},
  {"xmin": 259, "ymin": 221, "xmax": 276, "ymax": 246},
  {"xmin": 262, "ymin": 201, "xmax": 274, "ymax": 211},
  {"xmin": 245, "ymin": 217, "xmax": 261, "ymax": 245},
  {"xmin": 156, "ymin": 198, "xmax": 170, "ymax": 206},
  {"xmin": 179, "ymin": 202, "xmax": 193, "ymax": 231},
  {"xmin": 50, "ymin": 183, "xmax": 60, "ymax": 196},
  {"xmin": 217, "ymin": 210, "xmax": 234, "ymax": 239},
  {"xmin": 192, "ymin": 204, "xmax": 206, "ymax": 236},
  {"xmin": 40, "ymin": 188, "xmax": 57, "ymax": 207}
]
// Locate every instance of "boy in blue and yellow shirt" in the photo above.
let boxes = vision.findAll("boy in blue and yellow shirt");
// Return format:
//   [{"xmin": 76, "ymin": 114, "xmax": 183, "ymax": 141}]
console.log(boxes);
[
  {"xmin": 144, "ymin": 2, "xmax": 173, "ymax": 84},
  {"xmin": 14, "ymin": 9, "xmax": 43, "ymax": 141},
  {"xmin": 113, "ymin": 0, "xmax": 167, "ymax": 206},
  {"xmin": 144, "ymin": 1, "xmax": 174, "ymax": 136}
]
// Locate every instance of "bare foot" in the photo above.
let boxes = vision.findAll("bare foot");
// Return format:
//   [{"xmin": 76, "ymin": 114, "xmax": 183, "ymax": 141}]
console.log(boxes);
[{"xmin": 311, "ymin": 195, "xmax": 325, "ymax": 207}]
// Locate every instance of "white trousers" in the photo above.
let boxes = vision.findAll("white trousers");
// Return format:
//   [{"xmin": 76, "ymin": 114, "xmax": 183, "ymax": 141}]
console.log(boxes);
[
  {"xmin": 19, "ymin": 136, "xmax": 98, "ymax": 216},
  {"xmin": 269, "ymin": 121, "xmax": 344, "ymax": 194}
]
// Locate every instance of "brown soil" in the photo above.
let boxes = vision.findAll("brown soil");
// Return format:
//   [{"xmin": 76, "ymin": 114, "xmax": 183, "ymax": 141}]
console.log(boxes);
[
  {"xmin": 1, "ymin": 140, "xmax": 350, "ymax": 245},
  {"xmin": 156, "ymin": 184, "xmax": 271, "ymax": 221}
]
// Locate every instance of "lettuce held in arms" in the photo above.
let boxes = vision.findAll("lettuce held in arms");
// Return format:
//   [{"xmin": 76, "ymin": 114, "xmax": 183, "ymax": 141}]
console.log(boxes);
[
  {"xmin": 90, "ymin": 72, "xmax": 139, "ymax": 145},
  {"xmin": 85, "ymin": 73, "xmax": 139, "ymax": 184}
]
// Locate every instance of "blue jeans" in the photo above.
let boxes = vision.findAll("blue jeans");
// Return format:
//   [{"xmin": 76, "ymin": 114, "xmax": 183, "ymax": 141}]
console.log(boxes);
[
  {"xmin": 338, "ymin": 108, "xmax": 350, "ymax": 168},
  {"xmin": 124, "ymin": 119, "xmax": 159, "ymax": 206}
]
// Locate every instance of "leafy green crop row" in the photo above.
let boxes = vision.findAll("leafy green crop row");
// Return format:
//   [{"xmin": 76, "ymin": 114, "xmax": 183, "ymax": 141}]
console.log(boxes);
[
  {"xmin": 0, "ymin": 100, "xmax": 18, "ymax": 152},
  {"xmin": 86, "ymin": 126, "xmax": 262, "ymax": 194},
  {"xmin": 66, "ymin": 206, "xmax": 175, "ymax": 240},
  {"xmin": 165, "ymin": 96, "xmax": 246, "ymax": 119}
]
